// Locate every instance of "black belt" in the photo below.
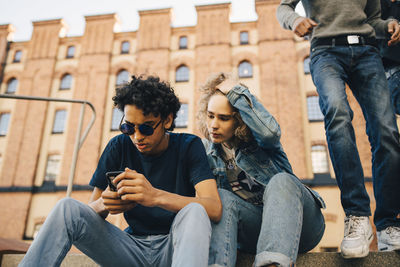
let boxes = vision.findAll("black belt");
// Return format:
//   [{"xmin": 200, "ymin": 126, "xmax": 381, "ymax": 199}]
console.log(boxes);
[{"xmin": 311, "ymin": 35, "xmax": 378, "ymax": 49}]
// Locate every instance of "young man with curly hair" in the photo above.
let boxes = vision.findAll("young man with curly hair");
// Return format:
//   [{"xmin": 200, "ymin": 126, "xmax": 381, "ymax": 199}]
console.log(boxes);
[{"xmin": 20, "ymin": 75, "xmax": 221, "ymax": 267}]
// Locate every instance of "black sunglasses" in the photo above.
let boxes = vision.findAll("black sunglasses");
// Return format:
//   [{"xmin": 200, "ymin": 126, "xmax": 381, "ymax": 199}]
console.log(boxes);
[{"xmin": 119, "ymin": 116, "xmax": 162, "ymax": 136}]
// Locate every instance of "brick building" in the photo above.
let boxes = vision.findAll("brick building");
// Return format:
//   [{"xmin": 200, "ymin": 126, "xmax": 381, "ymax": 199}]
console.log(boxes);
[{"xmin": 0, "ymin": 0, "xmax": 383, "ymax": 252}]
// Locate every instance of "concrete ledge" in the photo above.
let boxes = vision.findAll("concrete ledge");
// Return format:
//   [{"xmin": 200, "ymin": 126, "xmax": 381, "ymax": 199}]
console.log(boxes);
[
  {"xmin": 2, "ymin": 251, "xmax": 400, "ymax": 266},
  {"xmin": 237, "ymin": 251, "xmax": 400, "ymax": 267}
]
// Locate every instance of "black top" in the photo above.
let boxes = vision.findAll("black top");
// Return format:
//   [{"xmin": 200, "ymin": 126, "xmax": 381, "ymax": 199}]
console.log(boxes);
[{"xmin": 90, "ymin": 133, "xmax": 214, "ymax": 235}]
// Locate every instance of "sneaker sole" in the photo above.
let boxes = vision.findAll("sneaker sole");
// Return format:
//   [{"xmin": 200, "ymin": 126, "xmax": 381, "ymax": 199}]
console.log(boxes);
[
  {"xmin": 378, "ymin": 243, "xmax": 400, "ymax": 252},
  {"xmin": 341, "ymin": 233, "xmax": 374, "ymax": 259}
]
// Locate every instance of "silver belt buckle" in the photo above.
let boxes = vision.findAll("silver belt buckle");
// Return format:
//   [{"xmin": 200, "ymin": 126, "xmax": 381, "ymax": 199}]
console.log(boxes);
[{"xmin": 347, "ymin": 35, "xmax": 360, "ymax": 44}]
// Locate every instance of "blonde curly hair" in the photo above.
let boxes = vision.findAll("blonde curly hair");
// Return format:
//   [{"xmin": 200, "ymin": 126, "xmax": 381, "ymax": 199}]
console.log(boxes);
[{"xmin": 197, "ymin": 72, "xmax": 253, "ymax": 145}]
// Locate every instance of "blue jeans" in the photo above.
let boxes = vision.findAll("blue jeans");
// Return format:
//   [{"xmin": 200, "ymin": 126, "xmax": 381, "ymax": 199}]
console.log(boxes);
[
  {"xmin": 386, "ymin": 67, "xmax": 400, "ymax": 115},
  {"xmin": 19, "ymin": 198, "xmax": 211, "ymax": 267},
  {"xmin": 209, "ymin": 173, "xmax": 325, "ymax": 267},
  {"xmin": 310, "ymin": 44, "xmax": 400, "ymax": 231}
]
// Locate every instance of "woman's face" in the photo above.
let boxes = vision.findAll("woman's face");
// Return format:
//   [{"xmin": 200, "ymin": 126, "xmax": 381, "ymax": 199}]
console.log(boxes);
[{"xmin": 207, "ymin": 94, "xmax": 236, "ymax": 144}]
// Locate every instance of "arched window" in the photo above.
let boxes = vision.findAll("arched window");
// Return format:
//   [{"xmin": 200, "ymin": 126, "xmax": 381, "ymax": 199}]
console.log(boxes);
[
  {"xmin": 176, "ymin": 65, "xmax": 189, "ymax": 82},
  {"xmin": 121, "ymin": 41, "xmax": 130, "ymax": 54},
  {"xmin": 238, "ymin": 61, "xmax": 253, "ymax": 78},
  {"xmin": 311, "ymin": 145, "xmax": 329, "ymax": 174},
  {"xmin": 6, "ymin": 78, "xmax": 18, "ymax": 94},
  {"xmin": 60, "ymin": 74, "xmax": 72, "ymax": 90},
  {"xmin": 116, "ymin": 70, "xmax": 130, "ymax": 86},
  {"xmin": 66, "ymin": 46, "xmax": 75, "ymax": 58},
  {"xmin": 306, "ymin": 96, "xmax": 324, "ymax": 121},
  {"xmin": 13, "ymin": 50, "xmax": 22, "ymax": 62},
  {"xmin": 179, "ymin": 36, "xmax": 188, "ymax": 49},
  {"xmin": 304, "ymin": 57, "xmax": 310, "ymax": 74},
  {"xmin": 240, "ymin": 31, "xmax": 249, "ymax": 45}
]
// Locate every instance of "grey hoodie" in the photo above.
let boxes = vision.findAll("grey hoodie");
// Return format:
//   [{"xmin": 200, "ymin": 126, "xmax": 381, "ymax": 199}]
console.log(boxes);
[{"xmin": 276, "ymin": 0, "xmax": 392, "ymax": 41}]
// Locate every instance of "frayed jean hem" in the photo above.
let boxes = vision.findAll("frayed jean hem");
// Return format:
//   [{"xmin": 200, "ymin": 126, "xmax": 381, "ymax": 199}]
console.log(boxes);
[{"xmin": 254, "ymin": 251, "xmax": 292, "ymax": 267}]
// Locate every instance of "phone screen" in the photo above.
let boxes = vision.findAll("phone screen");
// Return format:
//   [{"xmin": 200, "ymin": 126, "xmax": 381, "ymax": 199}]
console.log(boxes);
[{"xmin": 105, "ymin": 171, "xmax": 123, "ymax": 191}]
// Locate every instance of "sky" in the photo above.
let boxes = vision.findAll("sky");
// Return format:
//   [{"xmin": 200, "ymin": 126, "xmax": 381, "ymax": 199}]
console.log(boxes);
[{"xmin": 0, "ymin": 0, "xmax": 304, "ymax": 42}]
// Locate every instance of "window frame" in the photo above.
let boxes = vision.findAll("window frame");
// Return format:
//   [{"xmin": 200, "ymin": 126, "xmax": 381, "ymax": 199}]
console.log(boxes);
[
  {"xmin": 44, "ymin": 154, "xmax": 61, "ymax": 182},
  {"xmin": 239, "ymin": 31, "xmax": 249, "ymax": 45},
  {"xmin": 116, "ymin": 70, "xmax": 130, "ymax": 86},
  {"xmin": 0, "ymin": 112, "xmax": 11, "ymax": 136},
  {"xmin": 52, "ymin": 110, "xmax": 67, "ymax": 134},
  {"xmin": 238, "ymin": 61, "xmax": 253, "ymax": 78},
  {"xmin": 311, "ymin": 144, "xmax": 330, "ymax": 174},
  {"xmin": 121, "ymin": 41, "xmax": 130, "ymax": 54},
  {"xmin": 306, "ymin": 95, "xmax": 324, "ymax": 122},
  {"xmin": 110, "ymin": 107, "xmax": 124, "ymax": 131},
  {"xmin": 175, "ymin": 103, "xmax": 189, "ymax": 128},
  {"xmin": 59, "ymin": 74, "xmax": 73, "ymax": 90},
  {"xmin": 179, "ymin": 36, "xmax": 188, "ymax": 49},
  {"xmin": 175, "ymin": 65, "xmax": 190, "ymax": 82},
  {"xmin": 6, "ymin": 78, "xmax": 18, "ymax": 94},
  {"xmin": 303, "ymin": 56, "xmax": 311, "ymax": 74},
  {"xmin": 13, "ymin": 50, "xmax": 22, "ymax": 63},
  {"xmin": 66, "ymin": 45, "xmax": 75, "ymax": 58}
]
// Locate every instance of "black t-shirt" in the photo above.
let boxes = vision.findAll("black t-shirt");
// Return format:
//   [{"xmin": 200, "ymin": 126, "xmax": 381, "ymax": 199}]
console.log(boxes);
[{"xmin": 89, "ymin": 132, "xmax": 214, "ymax": 235}]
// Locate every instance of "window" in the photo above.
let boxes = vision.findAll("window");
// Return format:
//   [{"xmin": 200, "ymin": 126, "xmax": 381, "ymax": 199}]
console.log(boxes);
[
  {"xmin": 175, "ymin": 65, "xmax": 189, "ymax": 82},
  {"xmin": 240, "ymin": 31, "xmax": 249, "ymax": 45},
  {"xmin": 52, "ymin": 110, "xmax": 67, "ymax": 134},
  {"xmin": 0, "ymin": 113, "xmax": 11, "ymax": 136},
  {"xmin": 13, "ymin": 50, "xmax": 22, "ymax": 62},
  {"xmin": 111, "ymin": 107, "xmax": 124, "ymax": 131},
  {"xmin": 121, "ymin": 41, "xmax": 130, "ymax": 54},
  {"xmin": 66, "ymin": 46, "xmax": 75, "ymax": 58},
  {"xmin": 311, "ymin": 145, "xmax": 329, "ymax": 174},
  {"xmin": 238, "ymin": 61, "xmax": 253, "ymax": 78},
  {"xmin": 59, "ymin": 74, "xmax": 72, "ymax": 90},
  {"xmin": 179, "ymin": 36, "xmax": 188, "ymax": 49},
  {"xmin": 6, "ymin": 78, "xmax": 18, "ymax": 94},
  {"xmin": 44, "ymin": 154, "xmax": 61, "ymax": 181},
  {"xmin": 306, "ymin": 96, "xmax": 324, "ymax": 121},
  {"xmin": 175, "ymin": 103, "xmax": 189, "ymax": 128},
  {"xmin": 304, "ymin": 57, "xmax": 310, "ymax": 74},
  {"xmin": 116, "ymin": 70, "xmax": 130, "ymax": 86},
  {"xmin": 33, "ymin": 223, "xmax": 43, "ymax": 240}
]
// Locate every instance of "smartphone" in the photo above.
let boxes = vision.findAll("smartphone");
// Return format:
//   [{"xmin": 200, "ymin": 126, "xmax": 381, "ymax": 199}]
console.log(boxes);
[{"xmin": 105, "ymin": 171, "xmax": 123, "ymax": 191}]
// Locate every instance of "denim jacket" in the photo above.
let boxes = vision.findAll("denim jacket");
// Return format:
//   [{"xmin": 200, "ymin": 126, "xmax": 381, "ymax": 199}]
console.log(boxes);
[{"xmin": 202, "ymin": 85, "xmax": 326, "ymax": 209}]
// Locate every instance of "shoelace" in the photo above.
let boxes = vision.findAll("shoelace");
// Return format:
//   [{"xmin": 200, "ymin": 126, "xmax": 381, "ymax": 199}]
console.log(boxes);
[
  {"xmin": 385, "ymin": 226, "xmax": 400, "ymax": 238},
  {"xmin": 346, "ymin": 216, "xmax": 366, "ymax": 238}
]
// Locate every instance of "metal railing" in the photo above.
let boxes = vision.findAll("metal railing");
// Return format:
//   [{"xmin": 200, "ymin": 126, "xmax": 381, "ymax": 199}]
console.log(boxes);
[{"xmin": 0, "ymin": 94, "xmax": 96, "ymax": 197}]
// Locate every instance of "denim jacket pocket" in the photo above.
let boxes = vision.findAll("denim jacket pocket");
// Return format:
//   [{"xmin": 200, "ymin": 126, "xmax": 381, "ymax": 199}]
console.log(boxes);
[{"xmin": 305, "ymin": 185, "xmax": 326, "ymax": 209}]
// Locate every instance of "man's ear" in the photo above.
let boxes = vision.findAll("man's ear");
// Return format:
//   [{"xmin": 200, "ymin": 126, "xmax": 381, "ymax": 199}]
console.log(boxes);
[{"xmin": 164, "ymin": 113, "xmax": 173, "ymax": 129}]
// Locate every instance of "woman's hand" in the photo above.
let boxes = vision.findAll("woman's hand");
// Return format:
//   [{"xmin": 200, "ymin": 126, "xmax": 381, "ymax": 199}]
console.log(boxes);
[{"xmin": 216, "ymin": 77, "xmax": 239, "ymax": 95}]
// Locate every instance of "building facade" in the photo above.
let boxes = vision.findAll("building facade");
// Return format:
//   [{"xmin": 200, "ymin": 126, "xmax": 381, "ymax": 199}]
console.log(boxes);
[{"xmin": 0, "ymin": 0, "xmax": 384, "ymax": 251}]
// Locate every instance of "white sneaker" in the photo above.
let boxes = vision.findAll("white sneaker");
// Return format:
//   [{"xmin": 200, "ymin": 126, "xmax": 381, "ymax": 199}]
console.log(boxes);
[
  {"xmin": 340, "ymin": 215, "xmax": 374, "ymax": 258},
  {"xmin": 377, "ymin": 226, "xmax": 400, "ymax": 251}
]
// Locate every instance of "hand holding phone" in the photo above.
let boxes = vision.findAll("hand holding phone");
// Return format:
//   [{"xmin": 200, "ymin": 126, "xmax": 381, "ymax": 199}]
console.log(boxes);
[{"xmin": 106, "ymin": 171, "xmax": 123, "ymax": 192}]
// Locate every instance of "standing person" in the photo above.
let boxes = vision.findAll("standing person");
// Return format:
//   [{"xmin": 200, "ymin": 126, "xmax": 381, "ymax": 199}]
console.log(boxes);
[
  {"xmin": 380, "ymin": 0, "xmax": 400, "ymax": 116},
  {"xmin": 277, "ymin": 0, "xmax": 400, "ymax": 258},
  {"xmin": 198, "ymin": 73, "xmax": 326, "ymax": 267},
  {"xmin": 20, "ymin": 75, "xmax": 222, "ymax": 267}
]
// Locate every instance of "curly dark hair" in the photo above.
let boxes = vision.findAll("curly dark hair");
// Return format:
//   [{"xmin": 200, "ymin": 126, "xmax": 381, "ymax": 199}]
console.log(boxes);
[{"xmin": 112, "ymin": 75, "xmax": 181, "ymax": 131}]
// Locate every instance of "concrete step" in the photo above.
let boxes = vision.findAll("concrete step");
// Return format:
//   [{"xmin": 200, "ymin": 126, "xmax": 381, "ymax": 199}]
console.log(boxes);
[{"xmin": 2, "ymin": 251, "xmax": 400, "ymax": 266}]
